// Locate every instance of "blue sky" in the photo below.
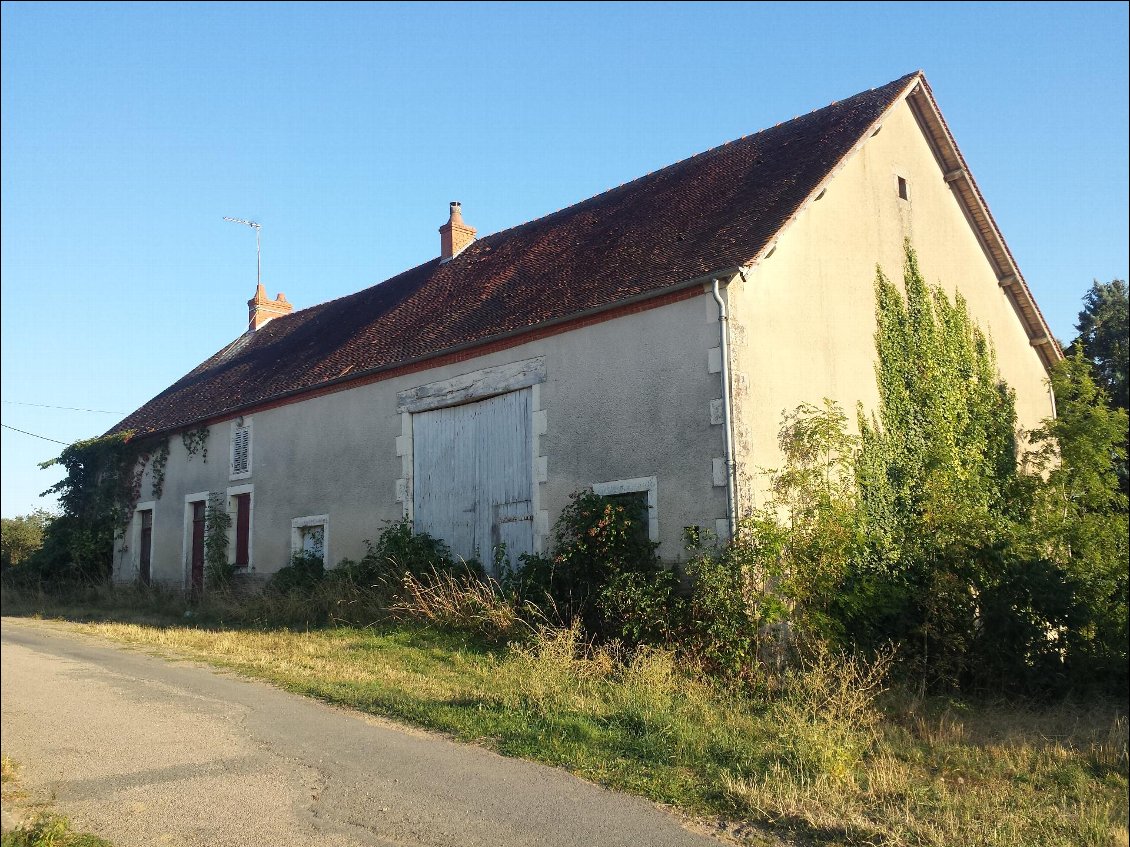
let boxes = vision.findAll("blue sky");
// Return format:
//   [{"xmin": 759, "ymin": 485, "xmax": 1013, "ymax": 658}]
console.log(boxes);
[{"xmin": 2, "ymin": 1, "xmax": 1128, "ymax": 517}]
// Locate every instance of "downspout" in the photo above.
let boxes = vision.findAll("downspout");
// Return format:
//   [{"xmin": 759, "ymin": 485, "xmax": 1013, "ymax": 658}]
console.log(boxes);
[{"xmin": 711, "ymin": 277, "xmax": 738, "ymax": 540}]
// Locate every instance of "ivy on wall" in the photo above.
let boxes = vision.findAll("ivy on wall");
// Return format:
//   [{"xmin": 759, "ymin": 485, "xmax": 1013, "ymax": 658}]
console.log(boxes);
[
  {"xmin": 182, "ymin": 427, "xmax": 209, "ymax": 462},
  {"xmin": 149, "ymin": 440, "xmax": 170, "ymax": 499},
  {"xmin": 857, "ymin": 242, "xmax": 1019, "ymax": 566},
  {"xmin": 36, "ymin": 431, "xmax": 167, "ymax": 580},
  {"xmin": 204, "ymin": 492, "xmax": 234, "ymax": 587}
]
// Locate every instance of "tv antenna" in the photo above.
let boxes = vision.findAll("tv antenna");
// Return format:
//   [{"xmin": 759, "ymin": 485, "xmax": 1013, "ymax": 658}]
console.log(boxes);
[{"xmin": 223, "ymin": 217, "xmax": 262, "ymax": 287}]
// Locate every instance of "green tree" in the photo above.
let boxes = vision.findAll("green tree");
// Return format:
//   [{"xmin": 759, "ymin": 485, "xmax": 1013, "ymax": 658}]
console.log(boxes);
[
  {"xmin": 1025, "ymin": 352, "xmax": 1129, "ymax": 686},
  {"xmin": 0, "ymin": 510, "xmax": 53, "ymax": 569},
  {"xmin": 1072, "ymin": 279, "xmax": 1129, "ymax": 411}
]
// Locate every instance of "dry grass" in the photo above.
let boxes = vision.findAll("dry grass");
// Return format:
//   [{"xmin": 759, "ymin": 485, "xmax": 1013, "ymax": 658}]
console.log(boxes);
[
  {"xmin": 391, "ymin": 568, "xmax": 548, "ymax": 641},
  {"xmin": 2, "ymin": 585, "xmax": 1126, "ymax": 847},
  {"xmin": 725, "ymin": 697, "xmax": 1129, "ymax": 847}
]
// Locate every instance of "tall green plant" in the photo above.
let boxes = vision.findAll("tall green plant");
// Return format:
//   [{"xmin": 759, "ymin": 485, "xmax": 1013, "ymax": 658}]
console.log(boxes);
[
  {"xmin": 847, "ymin": 244, "xmax": 1022, "ymax": 688},
  {"xmin": 204, "ymin": 492, "xmax": 234, "ymax": 588}
]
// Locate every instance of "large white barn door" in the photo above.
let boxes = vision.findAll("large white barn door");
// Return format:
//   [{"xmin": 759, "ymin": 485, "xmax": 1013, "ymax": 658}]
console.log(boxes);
[{"xmin": 412, "ymin": 388, "xmax": 533, "ymax": 572}]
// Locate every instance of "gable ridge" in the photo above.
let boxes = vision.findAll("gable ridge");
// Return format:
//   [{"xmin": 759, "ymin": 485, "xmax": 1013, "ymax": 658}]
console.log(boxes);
[
  {"xmin": 905, "ymin": 75, "xmax": 1060, "ymax": 368},
  {"xmin": 121, "ymin": 71, "xmax": 1045, "ymax": 439},
  {"xmin": 223, "ymin": 72, "xmax": 924, "ymax": 335},
  {"xmin": 475, "ymin": 71, "xmax": 922, "ymax": 251}
]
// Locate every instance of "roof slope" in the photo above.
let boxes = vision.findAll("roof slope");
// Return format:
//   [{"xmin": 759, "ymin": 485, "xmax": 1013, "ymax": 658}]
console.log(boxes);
[{"xmin": 114, "ymin": 73, "xmax": 918, "ymax": 437}]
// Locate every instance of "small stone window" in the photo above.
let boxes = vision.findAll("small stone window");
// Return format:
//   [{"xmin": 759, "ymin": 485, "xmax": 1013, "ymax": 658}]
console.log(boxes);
[
  {"xmin": 592, "ymin": 476, "xmax": 658, "ymax": 543},
  {"xmin": 291, "ymin": 515, "xmax": 330, "ymax": 565},
  {"xmin": 897, "ymin": 175, "xmax": 910, "ymax": 201}
]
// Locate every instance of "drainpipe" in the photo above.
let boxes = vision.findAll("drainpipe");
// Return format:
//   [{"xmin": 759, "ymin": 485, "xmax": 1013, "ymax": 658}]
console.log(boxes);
[{"xmin": 711, "ymin": 277, "xmax": 737, "ymax": 540}]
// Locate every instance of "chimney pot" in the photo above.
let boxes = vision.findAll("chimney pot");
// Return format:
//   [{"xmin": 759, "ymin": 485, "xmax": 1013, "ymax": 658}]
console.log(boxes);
[
  {"xmin": 247, "ymin": 284, "xmax": 293, "ymax": 331},
  {"xmin": 439, "ymin": 201, "xmax": 476, "ymax": 261}
]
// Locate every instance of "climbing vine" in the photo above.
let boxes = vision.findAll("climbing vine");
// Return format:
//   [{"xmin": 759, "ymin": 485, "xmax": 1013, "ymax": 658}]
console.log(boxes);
[
  {"xmin": 182, "ymin": 427, "xmax": 210, "ymax": 462},
  {"xmin": 844, "ymin": 242, "xmax": 1026, "ymax": 689},
  {"xmin": 204, "ymin": 492, "xmax": 234, "ymax": 587},
  {"xmin": 35, "ymin": 431, "xmax": 157, "ymax": 580},
  {"xmin": 149, "ymin": 439, "xmax": 170, "ymax": 499},
  {"xmin": 857, "ymin": 242, "xmax": 1018, "ymax": 565}
]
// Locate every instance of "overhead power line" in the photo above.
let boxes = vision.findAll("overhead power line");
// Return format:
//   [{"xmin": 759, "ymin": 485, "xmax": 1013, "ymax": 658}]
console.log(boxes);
[
  {"xmin": 1, "ymin": 400, "xmax": 124, "ymax": 415},
  {"xmin": 1, "ymin": 423, "xmax": 70, "ymax": 445}
]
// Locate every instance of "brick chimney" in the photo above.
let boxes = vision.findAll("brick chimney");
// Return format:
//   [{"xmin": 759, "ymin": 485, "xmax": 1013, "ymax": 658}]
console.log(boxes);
[
  {"xmin": 247, "ymin": 283, "xmax": 293, "ymax": 331},
  {"xmin": 439, "ymin": 201, "xmax": 476, "ymax": 261}
]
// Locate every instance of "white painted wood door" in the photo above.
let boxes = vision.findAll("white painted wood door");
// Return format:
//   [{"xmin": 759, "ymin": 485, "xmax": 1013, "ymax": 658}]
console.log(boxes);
[{"xmin": 412, "ymin": 388, "xmax": 533, "ymax": 572}]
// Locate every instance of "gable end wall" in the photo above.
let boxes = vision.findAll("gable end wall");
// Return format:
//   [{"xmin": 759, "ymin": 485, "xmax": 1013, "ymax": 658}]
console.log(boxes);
[{"xmin": 727, "ymin": 97, "xmax": 1054, "ymax": 509}]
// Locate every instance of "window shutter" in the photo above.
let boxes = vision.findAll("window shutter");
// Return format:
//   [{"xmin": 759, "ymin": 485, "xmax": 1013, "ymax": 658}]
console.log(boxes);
[{"xmin": 232, "ymin": 426, "xmax": 251, "ymax": 476}]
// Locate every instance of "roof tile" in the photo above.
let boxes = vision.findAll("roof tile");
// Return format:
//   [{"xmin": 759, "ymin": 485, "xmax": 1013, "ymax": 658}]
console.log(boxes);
[{"xmin": 113, "ymin": 73, "xmax": 918, "ymax": 436}]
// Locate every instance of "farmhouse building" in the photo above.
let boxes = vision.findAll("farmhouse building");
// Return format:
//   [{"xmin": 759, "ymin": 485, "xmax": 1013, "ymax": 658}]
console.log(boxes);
[{"xmin": 110, "ymin": 72, "xmax": 1059, "ymax": 589}]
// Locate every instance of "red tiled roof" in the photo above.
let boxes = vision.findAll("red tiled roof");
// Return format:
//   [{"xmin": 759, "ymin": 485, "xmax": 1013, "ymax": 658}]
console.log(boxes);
[{"xmin": 113, "ymin": 73, "xmax": 919, "ymax": 437}]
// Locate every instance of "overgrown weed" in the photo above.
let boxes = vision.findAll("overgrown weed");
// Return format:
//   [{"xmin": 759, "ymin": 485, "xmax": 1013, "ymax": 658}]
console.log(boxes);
[{"xmin": 392, "ymin": 567, "xmax": 547, "ymax": 642}]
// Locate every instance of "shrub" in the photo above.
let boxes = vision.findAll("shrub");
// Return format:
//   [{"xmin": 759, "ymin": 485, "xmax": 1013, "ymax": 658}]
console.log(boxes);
[
  {"xmin": 522, "ymin": 490, "xmax": 670, "ymax": 641},
  {"xmin": 681, "ymin": 517, "xmax": 789, "ymax": 685},
  {"xmin": 598, "ymin": 567, "xmax": 686, "ymax": 648},
  {"xmin": 267, "ymin": 551, "xmax": 326, "ymax": 595},
  {"xmin": 331, "ymin": 518, "xmax": 475, "ymax": 589}
]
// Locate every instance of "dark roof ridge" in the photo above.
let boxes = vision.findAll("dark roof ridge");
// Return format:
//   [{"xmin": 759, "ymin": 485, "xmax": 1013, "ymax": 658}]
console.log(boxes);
[
  {"xmin": 241, "ymin": 71, "xmax": 922, "ymax": 330},
  {"xmin": 245, "ymin": 255, "xmax": 443, "ymax": 332},
  {"xmin": 110, "ymin": 72, "xmax": 926, "ymax": 438},
  {"xmin": 476, "ymin": 71, "xmax": 922, "ymax": 247}
]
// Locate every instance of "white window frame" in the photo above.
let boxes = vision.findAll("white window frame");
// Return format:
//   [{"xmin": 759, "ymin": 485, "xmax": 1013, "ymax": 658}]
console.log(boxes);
[
  {"xmin": 132, "ymin": 500, "xmax": 156, "ymax": 581},
  {"xmin": 227, "ymin": 484, "xmax": 255, "ymax": 571},
  {"xmin": 592, "ymin": 476, "xmax": 659, "ymax": 543},
  {"xmin": 182, "ymin": 491, "xmax": 211, "ymax": 588},
  {"xmin": 291, "ymin": 514, "xmax": 330, "ymax": 567},
  {"xmin": 229, "ymin": 417, "xmax": 253, "ymax": 481}
]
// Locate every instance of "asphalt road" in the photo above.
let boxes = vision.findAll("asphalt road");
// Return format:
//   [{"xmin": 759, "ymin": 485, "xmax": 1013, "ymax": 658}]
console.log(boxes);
[{"xmin": 0, "ymin": 618, "xmax": 725, "ymax": 847}]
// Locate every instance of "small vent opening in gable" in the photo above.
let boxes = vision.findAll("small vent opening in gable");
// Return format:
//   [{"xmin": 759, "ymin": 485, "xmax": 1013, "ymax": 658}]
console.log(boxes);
[{"xmin": 897, "ymin": 175, "xmax": 910, "ymax": 201}]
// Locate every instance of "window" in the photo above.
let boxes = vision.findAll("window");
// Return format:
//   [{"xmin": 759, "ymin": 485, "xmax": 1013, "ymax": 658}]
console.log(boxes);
[
  {"xmin": 897, "ymin": 175, "xmax": 910, "ymax": 201},
  {"xmin": 138, "ymin": 509, "xmax": 153, "ymax": 585},
  {"xmin": 592, "ymin": 476, "xmax": 658, "ymax": 543},
  {"xmin": 291, "ymin": 515, "xmax": 330, "ymax": 565},
  {"xmin": 230, "ymin": 418, "xmax": 252, "ymax": 480},
  {"xmin": 605, "ymin": 491, "xmax": 650, "ymax": 544},
  {"xmin": 300, "ymin": 524, "xmax": 324, "ymax": 557}
]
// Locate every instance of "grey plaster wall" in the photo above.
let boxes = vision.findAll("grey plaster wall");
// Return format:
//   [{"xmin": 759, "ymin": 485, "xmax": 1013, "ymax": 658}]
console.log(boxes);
[{"xmin": 114, "ymin": 292, "xmax": 729, "ymax": 586}]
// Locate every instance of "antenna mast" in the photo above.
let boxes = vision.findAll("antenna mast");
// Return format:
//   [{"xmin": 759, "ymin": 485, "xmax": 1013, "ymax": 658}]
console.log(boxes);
[{"xmin": 223, "ymin": 217, "xmax": 262, "ymax": 287}]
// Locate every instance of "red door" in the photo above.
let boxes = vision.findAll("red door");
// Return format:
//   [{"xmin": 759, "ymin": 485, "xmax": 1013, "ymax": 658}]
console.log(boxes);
[
  {"xmin": 233, "ymin": 494, "xmax": 251, "ymax": 568},
  {"xmin": 190, "ymin": 501, "xmax": 206, "ymax": 592},
  {"xmin": 139, "ymin": 510, "xmax": 153, "ymax": 585}
]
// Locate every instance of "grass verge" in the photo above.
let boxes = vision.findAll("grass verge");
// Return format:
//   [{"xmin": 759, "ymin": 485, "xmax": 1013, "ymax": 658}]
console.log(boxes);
[{"xmin": 2, "ymin": 588, "xmax": 1127, "ymax": 847}]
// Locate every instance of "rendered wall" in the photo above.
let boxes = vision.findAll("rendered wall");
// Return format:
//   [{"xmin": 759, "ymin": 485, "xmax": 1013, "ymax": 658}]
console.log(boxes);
[
  {"xmin": 726, "ymin": 97, "xmax": 1055, "ymax": 509},
  {"xmin": 113, "ymin": 292, "xmax": 731, "ymax": 585}
]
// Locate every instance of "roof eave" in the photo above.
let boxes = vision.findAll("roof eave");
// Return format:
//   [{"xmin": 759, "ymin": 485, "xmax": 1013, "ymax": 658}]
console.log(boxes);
[
  {"xmin": 126, "ymin": 264, "xmax": 748, "ymax": 440},
  {"xmin": 904, "ymin": 76, "xmax": 1062, "ymax": 372}
]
